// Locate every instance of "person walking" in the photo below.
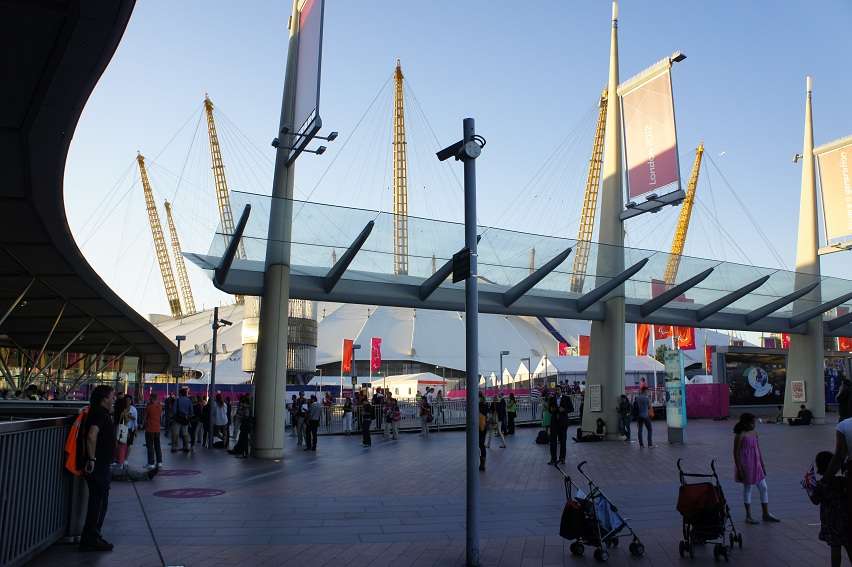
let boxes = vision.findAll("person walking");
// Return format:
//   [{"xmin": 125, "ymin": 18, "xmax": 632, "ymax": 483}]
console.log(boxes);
[
  {"xmin": 124, "ymin": 395, "xmax": 137, "ymax": 461},
  {"xmin": 342, "ymin": 395, "xmax": 353, "ymax": 434},
  {"xmin": 80, "ymin": 385, "xmax": 116, "ymax": 552},
  {"xmin": 634, "ymin": 386, "xmax": 653, "ymax": 448},
  {"xmin": 387, "ymin": 396, "xmax": 401, "ymax": 440},
  {"xmin": 419, "ymin": 393, "xmax": 433, "ymax": 437},
  {"xmin": 497, "ymin": 393, "xmax": 508, "ymax": 435},
  {"xmin": 617, "ymin": 394, "xmax": 632, "ymax": 441},
  {"xmin": 294, "ymin": 392, "xmax": 307, "ymax": 447},
  {"xmin": 190, "ymin": 396, "xmax": 204, "ymax": 447},
  {"xmin": 436, "ymin": 389, "xmax": 446, "ymax": 425},
  {"xmin": 361, "ymin": 398, "xmax": 375, "ymax": 447},
  {"xmin": 306, "ymin": 395, "xmax": 321, "ymax": 451},
  {"xmin": 383, "ymin": 393, "xmax": 394, "ymax": 438},
  {"xmin": 807, "ymin": 450, "xmax": 850, "ymax": 567},
  {"xmin": 288, "ymin": 395, "xmax": 298, "ymax": 437},
  {"xmin": 485, "ymin": 397, "xmax": 506, "ymax": 448},
  {"xmin": 113, "ymin": 396, "xmax": 131, "ymax": 467},
  {"xmin": 837, "ymin": 377, "xmax": 851, "ymax": 422},
  {"xmin": 506, "ymin": 393, "xmax": 518, "ymax": 435},
  {"xmin": 200, "ymin": 397, "xmax": 210, "ymax": 447},
  {"xmin": 211, "ymin": 393, "xmax": 229, "ymax": 448},
  {"xmin": 171, "ymin": 388, "xmax": 193, "ymax": 453},
  {"xmin": 373, "ymin": 388, "xmax": 385, "ymax": 430},
  {"xmin": 548, "ymin": 397, "xmax": 569, "ymax": 465},
  {"xmin": 733, "ymin": 412, "xmax": 780, "ymax": 524},
  {"xmin": 322, "ymin": 391, "xmax": 333, "ymax": 429},
  {"xmin": 825, "ymin": 415, "xmax": 852, "ymax": 548},
  {"xmin": 143, "ymin": 393, "xmax": 163, "ymax": 469}
]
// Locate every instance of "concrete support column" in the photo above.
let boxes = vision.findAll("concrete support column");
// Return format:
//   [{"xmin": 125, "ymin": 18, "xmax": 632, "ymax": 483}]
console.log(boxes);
[
  {"xmin": 785, "ymin": 76, "xmax": 825, "ymax": 423},
  {"xmin": 253, "ymin": 0, "xmax": 299, "ymax": 458},
  {"xmin": 583, "ymin": 1, "xmax": 625, "ymax": 437}
]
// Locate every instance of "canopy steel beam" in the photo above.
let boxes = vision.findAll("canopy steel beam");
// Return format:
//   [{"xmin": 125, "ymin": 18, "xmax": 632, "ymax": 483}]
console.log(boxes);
[
  {"xmin": 827, "ymin": 309, "xmax": 852, "ymax": 332},
  {"xmin": 576, "ymin": 258, "xmax": 649, "ymax": 313},
  {"xmin": 640, "ymin": 268, "xmax": 714, "ymax": 317},
  {"xmin": 24, "ymin": 302, "xmax": 66, "ymax": 382},
  {"xmin": 29, "ymin": 318, "xmax": 94, "ymax": 384},
  {"xmin": 419, "ymin": 255, "xmax": 455, "ymax": 300},
  {"xmin": 0, "ymin": 276, "xmax": 36, "ymax": 329},
  {"xmin": 695, "ymin": 275, "xmax": 771, "ymax": 322},
  {"xmin": 789, "ymin": 291, "xmax": 852, "ymax": 328},
  {"xmin": 619, "ymin": 189, "xmax": 686, "ymax": 221},
  {"xmin": 323, "ymin": 221, "xmax": 375, "ymax": 293},
  {"xmin": 213, "ymin": 204, "xmax": 251, "ymax": 288},
  {"xmin": 745, "ymin": 281, "xmax": 820, "ymax": 324},
  {"xmin": 502, "ymin": 247, "xmax": 572, "ymax": 307}
]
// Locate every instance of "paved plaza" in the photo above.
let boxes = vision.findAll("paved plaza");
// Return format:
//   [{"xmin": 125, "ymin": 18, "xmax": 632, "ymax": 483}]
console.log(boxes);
[{"xmin": 34, "ymin": 418, "xmax": 841, "ymax": 566}]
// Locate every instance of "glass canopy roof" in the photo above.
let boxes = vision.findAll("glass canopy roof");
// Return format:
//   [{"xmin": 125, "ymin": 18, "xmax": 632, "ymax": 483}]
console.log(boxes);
[{"xmin": 186, "ymin": 191, "xmax": 852, "ymax": 334}]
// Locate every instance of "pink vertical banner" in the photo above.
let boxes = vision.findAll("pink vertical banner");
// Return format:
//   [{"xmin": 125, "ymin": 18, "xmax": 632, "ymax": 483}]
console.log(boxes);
[{"xmin": 370, "ymin": 337, "xmax": 382, "ymax": 373}]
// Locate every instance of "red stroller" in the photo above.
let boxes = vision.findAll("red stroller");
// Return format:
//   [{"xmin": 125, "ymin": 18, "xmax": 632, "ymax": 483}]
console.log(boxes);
[{"xmin": 676, "ymin": 458, "xmax": 742, "ymax": 561}]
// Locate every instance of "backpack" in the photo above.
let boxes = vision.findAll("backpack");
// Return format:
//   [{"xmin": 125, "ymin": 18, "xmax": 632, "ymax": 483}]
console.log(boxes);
[
  {"xmin": 535, "ymin": 429, "xmax": 550, "ymax": 444},
  {"xmin": 64, "ymin": 407, "xmax": 90, "ymax": 476}
]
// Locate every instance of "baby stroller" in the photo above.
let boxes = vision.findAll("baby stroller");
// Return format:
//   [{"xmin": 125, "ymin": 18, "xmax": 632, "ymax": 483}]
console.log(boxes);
[
  {"xmin": 557, "ymin": 461, "xmax": 645, "ymax": 562},
  {"xmin": 676, "ymin": 458, "xmax": 742, "ymax": 561}
]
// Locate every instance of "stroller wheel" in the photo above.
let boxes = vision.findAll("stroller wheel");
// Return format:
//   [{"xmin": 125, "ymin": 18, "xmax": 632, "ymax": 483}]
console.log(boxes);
[
  {"xmin": 713, "ymin": 544, "xmax": 722, "ymax": 561},
  {"xmin": 728, "ymin": 533, "xmax": 734, "ymax": 549},
  {"xmin": 593, "ymin": 548, "xmax": 609, "ymax": 562},
  {"xmin": 736, "ymin": 533, "xmax": 743, "ymax": 549},
  {"xmin": 630, "ymin": 542, "xmax": 645, "ymax": 557},
  {"xmin": 610, "ymin": 537, "xmax": 619, "ymax": 547},
  {"xmin": 679, "ymin": 541, "xmax": 687, "ymax": 558},
  {"xmin": 570, "ymin": 542, "xmax": 584, "ymax": 556},
  {"xmin": 721, "ymin": 546, "xmax": 730, "ymax": 562}
]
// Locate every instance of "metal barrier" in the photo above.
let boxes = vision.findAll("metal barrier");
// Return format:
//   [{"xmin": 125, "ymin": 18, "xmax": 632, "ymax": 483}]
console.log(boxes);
[
  {"xmin": 0, "ymin": 415, "xmax": 75, "ymax": 567},
  {"xmin": 287, "ymin": 395, "xmax": 583, "ymax": 435}
]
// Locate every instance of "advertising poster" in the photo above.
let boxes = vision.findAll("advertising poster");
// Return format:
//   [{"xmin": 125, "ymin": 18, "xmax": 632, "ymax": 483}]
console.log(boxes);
[
  {"xmin": 724, "ymin": 353, "xmax": 786, "ymax": 405},
  {"xmin": 790, "ymin": 380, "xmax": 806, "ymax": 403},
  {"xmin": 664, "ymin": 350, "xmax": 687, "ymax": 441}
]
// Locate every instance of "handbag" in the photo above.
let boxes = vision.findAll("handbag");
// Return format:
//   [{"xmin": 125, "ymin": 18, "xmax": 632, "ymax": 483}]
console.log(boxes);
[{"xmin": 117, "ymin": 423, "xmax": 129, "ymax": 444}]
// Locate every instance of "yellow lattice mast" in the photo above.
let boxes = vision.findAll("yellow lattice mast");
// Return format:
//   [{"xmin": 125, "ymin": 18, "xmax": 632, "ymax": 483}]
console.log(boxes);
[
  {"xmin": 663, "ymin": 143, "xmax": 704, "ymax": 285},
  {"xmin": 204, "ymin": 94, "xmax": 244, "ymax": 303},
  {"xmin": 204, "ymin": 95, "xmax": 245, "ymax": 259},
  {"xmin": 163, "ymin": 200, "xmax": 196, "ymax": 315},
  {"xmin": 570, "ymin": 89, "xmax": 608, "ymax": 293},
  {"xmin": 392, "ymin": 60, "xmax": 409, "ymax": 276},
  {"xmin": 137, "ymin": 153, "xmax": 182, "ymax": 318}
]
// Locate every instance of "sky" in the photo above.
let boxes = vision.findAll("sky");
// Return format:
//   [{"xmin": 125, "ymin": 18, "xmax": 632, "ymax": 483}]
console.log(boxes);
[{"xmin": 65, "ymin": 0, "xmax": 852, "ymax": 319}]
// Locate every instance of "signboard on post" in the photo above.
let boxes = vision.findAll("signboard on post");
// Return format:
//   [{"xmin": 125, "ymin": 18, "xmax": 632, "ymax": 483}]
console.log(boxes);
[
  {"xmin": 588, "ymin": 384, "xmax": 602, "ymax": 412},
  {"xmin": 815, "ymin": 136, "xmax": 852, "ymax": 247},
  {"xmin": 619, "ymin": 59, "xmax": 681, "ymax": 200},
  {"xmin": 663, "ymin": 349, "xmax": 687, "ymax": 443},
  {"xmin": 791, "ymin": 380, "xmax": 806, "ymax": 403},
  {"xmin": 287, "ymin": 0, "xmax": 326, "ymax": 165}
]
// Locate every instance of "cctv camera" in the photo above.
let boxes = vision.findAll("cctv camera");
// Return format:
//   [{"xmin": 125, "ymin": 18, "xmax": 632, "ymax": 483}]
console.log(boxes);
[
  {"xmin": 219, "ymin": 319, "xmax": 233, "ymax": 326},
  {"xmin": 436, "ymin": 139, "xmax": 464, "ymax": 162}
]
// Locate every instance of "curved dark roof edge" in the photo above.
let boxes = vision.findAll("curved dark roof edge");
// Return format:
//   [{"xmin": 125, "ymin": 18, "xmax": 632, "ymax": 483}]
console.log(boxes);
[{"xmin": 25, "ymin": 0, "xmax": 177, "ymax": 372}]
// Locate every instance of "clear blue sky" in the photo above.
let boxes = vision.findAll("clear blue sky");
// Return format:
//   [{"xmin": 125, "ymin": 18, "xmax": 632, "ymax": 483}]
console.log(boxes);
[{"xmin": 65, "ymin": 0, "xmax": 852, "ymax": 318}]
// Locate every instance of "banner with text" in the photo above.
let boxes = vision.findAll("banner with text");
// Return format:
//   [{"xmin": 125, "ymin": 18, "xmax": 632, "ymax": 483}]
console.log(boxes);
[
  {"xmin": 341, "ymin": 339, "xmax": 353, "ymax": 374},
  {"xmin": 620, "ymin": 63, "xmax": 680, "ymax": 199},
  {"xmin": 815, "ymin": 136, "xmax": 852, "ymax": 245},
  {"xmin": 370, "ymin": 337, "xmax": 382, "ymax": 372}
]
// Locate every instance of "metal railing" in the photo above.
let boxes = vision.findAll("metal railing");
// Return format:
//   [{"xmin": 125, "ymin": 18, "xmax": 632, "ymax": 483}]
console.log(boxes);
[
  {"xmin": 0, "ymin": 415, "xmax": 75, "ymax": 567},
  {"xmin": 287, "ymin": 395, "xmax": 583, "ymax": 435}
]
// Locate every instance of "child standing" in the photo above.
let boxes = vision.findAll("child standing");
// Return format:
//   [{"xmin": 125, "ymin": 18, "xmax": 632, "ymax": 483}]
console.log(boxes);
[
  {"xmin": 807, "ymin": 451, "xmax": 850, "ymax": 567},
  {"xmin": 733, "ymin": 413, "xmax": 780, "ymax": 524}
]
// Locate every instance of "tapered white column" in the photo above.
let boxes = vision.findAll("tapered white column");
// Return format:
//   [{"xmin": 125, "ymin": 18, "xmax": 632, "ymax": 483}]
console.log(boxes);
[
  {"xmin": 583, "ymin": 0, "xmax": 625, "ymax": 436},
  {"xmin": 785, "ymin": 76, "xmax": 825, "ymax": 423}
]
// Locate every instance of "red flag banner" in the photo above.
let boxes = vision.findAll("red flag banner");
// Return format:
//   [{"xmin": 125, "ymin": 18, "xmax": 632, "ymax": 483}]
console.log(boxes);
[
  {"xmin": 579, "ymin": 335, "xmax": 591, "ymax": 356},
  {"xmin": 675, "ymin": 326, "xmax": 695, "ymax": 350},
  {"xmin": 370, "ymin": 337, "xmax": 382, "ymax": 372},
  {"xmin": 635, "ymin": 324, "xmax": 651, "ymax": 356},
  {"xmin": 341, "ymin": 339, "xmax": 353, "ymax": 374},
  {"xmin": 655, "ymin": 325, "xmax": 673, "ymax": 340},
  {"xmin": 781, "ymin": 333, "xmax": 790, "ymax": 349},
  {"xmin": 557, "ymin": 341, "xmax": 570, "ymax": 356},
  {"xmin": 705, "ymin": 346, "xmax": 713, "ymax": 373}
]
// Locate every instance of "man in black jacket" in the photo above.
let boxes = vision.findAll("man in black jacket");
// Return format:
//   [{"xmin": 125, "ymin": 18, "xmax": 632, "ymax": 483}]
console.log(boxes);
[
  {"xmin": 80, "ymin": 385, "xmax": 116, "ymax": 552},
  {"xmin": 548, "ymin": 396, "xmax": 571, "ymax": 465}
]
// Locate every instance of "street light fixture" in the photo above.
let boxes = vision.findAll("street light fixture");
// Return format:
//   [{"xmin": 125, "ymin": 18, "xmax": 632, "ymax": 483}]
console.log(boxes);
[
  {"xmin": 499, "ymin": 350, "xmax": 510, "ymax": 389},
  {"xmin": 207, "ymin": 307, "xmax": 232, "ymax": 448}
]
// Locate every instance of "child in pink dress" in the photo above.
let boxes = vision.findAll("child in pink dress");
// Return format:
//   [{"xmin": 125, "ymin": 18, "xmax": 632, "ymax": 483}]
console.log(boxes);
[{"xmin": 733, "ymin": 413, "xmax": 780, "ymax": 524}]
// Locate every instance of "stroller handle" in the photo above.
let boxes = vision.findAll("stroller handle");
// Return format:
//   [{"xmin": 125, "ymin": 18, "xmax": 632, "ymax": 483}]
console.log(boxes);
[
  {"xmin": 577, "ymin": 460, "xmax": 593, "ymax": 482},
  {"xmin": 710, "ymin": 459, "xmax": 717, "ymax": 474},
  {"xmin": 676, "ymin": 458, "xmax": 684, "ymax": 474}
]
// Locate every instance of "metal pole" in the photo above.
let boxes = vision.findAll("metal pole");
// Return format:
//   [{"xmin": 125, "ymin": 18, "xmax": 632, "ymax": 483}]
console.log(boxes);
[
  {"xmin": 499, "ymin": 352, "xmax": 503, "ymax": 390},
  {"xmin": 175, "ymin": 337, "xmax": 183, "ymax": 391},
  {"xmin": 208, "ymin": 306, "xmax": 219, "ymax": 448},
  {"xmin": 462, "ymin": 117, "xmax": 480, "ymax": 567}
]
